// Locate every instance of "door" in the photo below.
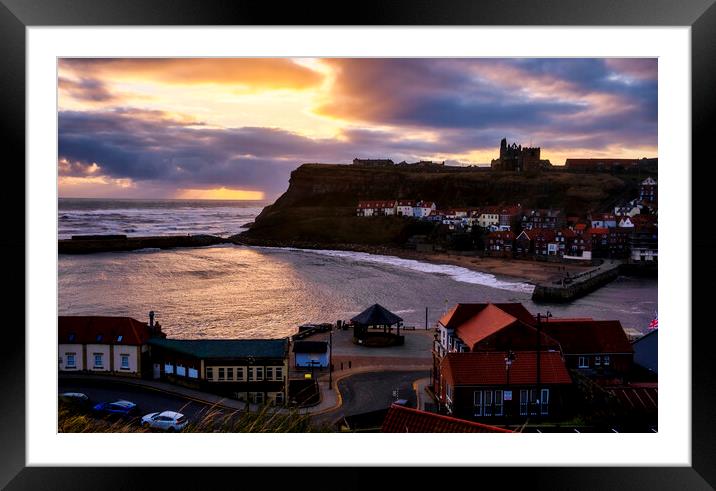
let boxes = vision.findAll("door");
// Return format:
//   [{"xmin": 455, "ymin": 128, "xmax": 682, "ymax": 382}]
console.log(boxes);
[{"xmin": 153, "ymin": 363, "xmax": 161, "ymax": 379}]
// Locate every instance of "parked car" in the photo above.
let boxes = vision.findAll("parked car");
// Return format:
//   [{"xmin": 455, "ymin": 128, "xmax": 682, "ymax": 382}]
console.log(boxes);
[
  {"xmin": 140, "ymin": 411, "xmax": 188, "ymax": 432},
  {"xmin": 92, "ymin": 400, "xmax": 138, "ymax": 418},
  {"xmin": 59, "ymin": 392, "xmax": 90, "ymax": 410}
]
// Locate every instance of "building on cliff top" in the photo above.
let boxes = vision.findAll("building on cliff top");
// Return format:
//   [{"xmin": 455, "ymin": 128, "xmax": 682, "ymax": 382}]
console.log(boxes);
[{"xmin": 490, "ymin": 138, "xmax": 551, "ymax": 172}]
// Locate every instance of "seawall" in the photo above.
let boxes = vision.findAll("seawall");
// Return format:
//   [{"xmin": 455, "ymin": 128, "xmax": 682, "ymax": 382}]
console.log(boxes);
[
  {"xmin": 58, "ymin": 235, "xmax": 230, "ymax": 254},
  {"xmin": 532, "ymin": 259, "xmax": 621, "ymax": 302}
]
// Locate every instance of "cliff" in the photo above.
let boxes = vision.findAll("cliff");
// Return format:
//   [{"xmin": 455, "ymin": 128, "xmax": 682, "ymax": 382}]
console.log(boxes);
[{"xmin": 238, "ymin": 163, "xmax": 653, "ymax": 246}]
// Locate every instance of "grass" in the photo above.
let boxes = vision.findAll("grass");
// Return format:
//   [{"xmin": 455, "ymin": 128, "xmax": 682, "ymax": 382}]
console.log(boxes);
[{"xmin": 58, "ymin": 402, "xmax": 335, "ymax": 433}]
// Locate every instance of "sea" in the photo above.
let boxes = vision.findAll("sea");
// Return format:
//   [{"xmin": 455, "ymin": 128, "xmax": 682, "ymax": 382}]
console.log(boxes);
[{"xmin": 58, "ymin": 198, "xmax": 658, "ymax": 339}]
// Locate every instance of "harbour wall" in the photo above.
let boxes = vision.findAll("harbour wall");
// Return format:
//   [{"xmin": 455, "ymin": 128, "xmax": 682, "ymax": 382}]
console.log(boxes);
[{"xmin": 532, "ymin": 259, "xmax": 622, "ymax": 303}]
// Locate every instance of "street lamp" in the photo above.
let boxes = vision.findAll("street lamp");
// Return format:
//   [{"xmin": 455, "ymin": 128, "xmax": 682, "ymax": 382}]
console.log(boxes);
[{"xmin": 535, "ymin": 311, "xmax": 552, "ymax": 418}]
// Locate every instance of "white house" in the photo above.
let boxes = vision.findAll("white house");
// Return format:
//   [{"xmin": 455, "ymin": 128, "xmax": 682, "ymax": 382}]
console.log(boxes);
[
  {"xmin": 396, "ymin": 200, "xmax": 415, "ymax": 216},
  {"xmin": 413, "ymin": 201, "xmax": 436, "ymax": 217},
  {"xmin": 477, "ymin": 209, "xmax": 500, "ymax": 228},
  {"xmin": 357, "ymin": 200, "xmax": 397, "ymax": 217},
  {"xmin": 59, "ymin": 315, "xmax": 160, "ymax": 378},
  {"xmin": 618, "ymin": 217, "xmax": 635, "ymax": 228}
]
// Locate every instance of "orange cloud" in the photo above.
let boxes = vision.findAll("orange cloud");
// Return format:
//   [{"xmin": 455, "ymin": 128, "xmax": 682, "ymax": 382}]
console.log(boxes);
[{"xmin": 59, "ymin": 58, "xmax": 323, "ymax": 90}]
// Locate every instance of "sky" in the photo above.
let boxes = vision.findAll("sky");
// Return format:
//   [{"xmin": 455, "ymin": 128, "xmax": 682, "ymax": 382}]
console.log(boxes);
[{"xmin": 58, "ymin": 58, "xmax": 658, "ymax": 200}]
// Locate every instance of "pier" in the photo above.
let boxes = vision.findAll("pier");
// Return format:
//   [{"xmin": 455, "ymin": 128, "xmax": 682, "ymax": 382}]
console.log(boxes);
[
  {"xmin": 531, "ymin": 259, "xmax": 622, "ymax": 302},
  {"xmin": 58, "ymin": 234, "xmax": 231, "ymax": 254}
]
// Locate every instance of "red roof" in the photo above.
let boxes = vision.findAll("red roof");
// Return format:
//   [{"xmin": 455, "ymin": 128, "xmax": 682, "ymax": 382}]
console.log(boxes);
[
  {"xmin": 575, "ymin": 223, "xmax": 587, "ymax": 231},
  {"xmin": 532, "ymin": 230, "xmax": 556, "ymax": 242},
  {"xmin": 439, "ymin": 303, "xmax": 536, "ymax": 330},
  {"xmin": 357, "ymin": 200, "xmax": 397, "ymax": 209},
  {"xmin": 589, "ymin": 227, "xmax": 609, "ymax": 235},
  {"xmin": 541, "ymin": 320, "xmax": 633, "ymax": 354},
  {"xmin": 559, "ymin": 228, "xmax": 576, "ymax": 238},
  {"xmin": 396, "ymin": 200, "xmax": 415, "ymax": 207},
  {"xmin": 487, "ymin": 231, "xmax": 515, "ymax": 239},
  {"xmin": 381, "ymin": 404, "xmax": 513, "ymax": 433},
  {"xmin": 442, "ymin": 351, "xmax": 572, "ymax": 386},
  {"xmin": 59, "ymin": 316, "xmax": 156, "ymax": 345}
]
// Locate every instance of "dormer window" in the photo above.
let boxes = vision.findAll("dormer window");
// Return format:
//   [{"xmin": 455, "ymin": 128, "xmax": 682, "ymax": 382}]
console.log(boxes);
[
  {"xmin": 96, "ymin": 334, "xmax": 103, "ymax": 342},
  {"xmin": 68, "ymin": 333, "xmax": 76, "ymax": 342},
  {"xmin": 116, "ymin": 335, "xmax": 123, "ymax": 342}
]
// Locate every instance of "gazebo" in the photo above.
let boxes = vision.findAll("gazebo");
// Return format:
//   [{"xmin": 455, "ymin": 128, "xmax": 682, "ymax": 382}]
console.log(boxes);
[{"xmin": 350, "ymin": 304, "xmax": 404, "ymax": 346}]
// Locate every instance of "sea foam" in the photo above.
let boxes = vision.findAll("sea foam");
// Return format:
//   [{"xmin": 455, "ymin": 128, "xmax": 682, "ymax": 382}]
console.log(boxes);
[{"xmin": 261, "ymin": 247, "xmax": 535, "ymax": 293}]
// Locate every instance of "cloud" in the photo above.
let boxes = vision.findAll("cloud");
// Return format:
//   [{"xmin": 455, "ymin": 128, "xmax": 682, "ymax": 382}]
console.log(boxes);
[
  {"xmin": 59, "ymin": 58, "xmax": 322, "ymax": 90},
  {"xmin": 59, "ymin": 77, "xmax": 117, "ymax": 102}
]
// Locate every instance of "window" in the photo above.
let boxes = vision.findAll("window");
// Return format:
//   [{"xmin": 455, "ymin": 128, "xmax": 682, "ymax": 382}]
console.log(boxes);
[
  {"xmin": 603, "ymin": 355, "xmax": 611, "ymax": 366},
  {"xmin": 266, "ymin": 367, "xmax": 273, "ymax": 381},
  {"xmin": 94, "ymin": 354, "xmax": 103, "ymax": 367},
  {"xmin": 68, "ymin": 333, "xmax": 76, "ymax": 342},
  {"xmin": 205, "ymin": 367, "xmax": 213, "ymax": 380},
  {"xmin": 494, "ymin": 390, "xmax": 504, "ymax": 416},
  {"xmin": 116, "ymin": 335, "xmax": 123, "ymax": 342},
  {"xmin": 256, "ymin": 392, "xmax": 264, "ymax": 404},
  {"xmin": 274, "ymin": 367, "xmax": 283, "ymax": 380},
  {"xmin": 66, "ymin": 353, "xmax": 76, "ymax": 368},
  {"xmin": 96, "ymin": 334, "xmax": 103, "ymax": 342},
  {"xmin": 248, "ymin": 368, "xmax": 254, "ymax": 381},
  {"xmin": 473, "ymin": 390, "xmax": 482, "ymax": 416},
  {"xmin": 165, "ymin": 363, "xmax": 174, "ymax": 374},
  {"xmin": 120, "ymin": 354, "xmax": 129, "ymax": 369},
  {"xmin": 578, "ymin": 356, "xmax": 589, "ymax": 368},
  {"xmin": 484, "ymin": 391, "xmax": 493, "ymax": 416},
  {"xmin": 218, "ymin": 368, "xmax": 225, "ymax": 381},
  {"xmin": 256, "ymin": 367, "xmax": 264, "ymax": 381},
  {"xmin": 176, "ymin": 365, "xmax": 186, "ymax": 376},
  {"xmin": 540, "ymin": 389, "xmax": 550, "ymax": 415},
  {"xmin": 188, "ymin": 368, "xmax": 198, "ymax": 379},
  {"xmin": 236, "ymin": 367, "xmax": 245, "ymax": 381},
  {"xmin": 595, "ymin": 356, "xmax": 601, "ymax": 366},
  {"xmin": 520, "ymin": 389, "xmax": 529, "ymax": 416},
  {"xmin": 225, "ymin": 367, "xmax": 233, "ymax": 381}
]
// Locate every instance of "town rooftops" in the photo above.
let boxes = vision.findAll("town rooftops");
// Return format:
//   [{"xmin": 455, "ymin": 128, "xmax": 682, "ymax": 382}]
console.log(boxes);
[
  {"xmin": 439, "ymin": 303, "xmax": 536, "ymax": 330},
  {"xmin": 541, "ymin": 320, "xmax": 633, "ymax": 354},
  {"xmin": 357, "ymin": 200, "xmax": 396, "ymax": 209},
  {"xmin": 351, "ymin": 303, "xmax": 403, "ymax": 326},
  {"xmin": 441, "ymin": 351, "xmax": 572, "ymax": 386},
  {"xmin": 59, "ymin": 316, "xmax": 157, "ymax": 345},
  {"xmin": 292, "ymin": 341, "xmax": 328, "ymax": 354},
  {"xmin": 381, "ymin": 404, "xmax": 513, "ymax": 433},
  {"xmin": 148, "ymin": 337, "xmax": 288, "ymax": 359}
]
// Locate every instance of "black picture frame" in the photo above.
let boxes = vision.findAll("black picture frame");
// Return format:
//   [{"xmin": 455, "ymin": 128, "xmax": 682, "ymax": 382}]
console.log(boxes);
[{"xmin": 2, "ymin": 0, "xmax": 712, "ymax": 489}]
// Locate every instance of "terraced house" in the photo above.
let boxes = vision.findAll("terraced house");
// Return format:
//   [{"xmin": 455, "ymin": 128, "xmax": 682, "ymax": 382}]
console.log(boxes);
[
  {"xmin": 58, "ymin": 315, "xmax": 163, "ymax": 378},
  {"xmin": 148, "ymin": 338, "xmax": 289, "ymax": 405}
]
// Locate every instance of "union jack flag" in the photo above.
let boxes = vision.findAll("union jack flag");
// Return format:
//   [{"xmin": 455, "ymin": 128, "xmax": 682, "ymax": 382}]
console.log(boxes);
[{"xmin": 648, "ymin": 315, "xmax": 658, "ymax": 330}]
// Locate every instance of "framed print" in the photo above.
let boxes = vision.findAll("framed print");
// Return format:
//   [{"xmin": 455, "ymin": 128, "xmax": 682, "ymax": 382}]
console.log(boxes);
[{"xmin": 2, "ymin": 0, "xmax": 714, "ymax": 489}]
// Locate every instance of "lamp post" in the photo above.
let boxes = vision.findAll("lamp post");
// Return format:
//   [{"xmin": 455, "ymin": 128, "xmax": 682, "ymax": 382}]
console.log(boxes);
[{"xmin": 535, "ymin": 311, "xmax": 552, "ymax": 419}]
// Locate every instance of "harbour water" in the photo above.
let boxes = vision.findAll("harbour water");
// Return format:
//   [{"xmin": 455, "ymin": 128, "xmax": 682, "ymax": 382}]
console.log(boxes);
[{"xmin": 58, "ymin": 199, "xmax": 658, "ymax": 338}]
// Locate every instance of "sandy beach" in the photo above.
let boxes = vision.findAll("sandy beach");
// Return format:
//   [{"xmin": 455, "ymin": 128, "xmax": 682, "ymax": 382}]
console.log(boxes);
[{"xmin": 310, "ymin": 243, "xmax": 596, "ymax": 284}]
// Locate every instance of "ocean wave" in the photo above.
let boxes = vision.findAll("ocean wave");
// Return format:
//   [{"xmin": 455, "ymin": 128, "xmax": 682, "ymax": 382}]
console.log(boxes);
[{"xmin": 260, "ymin": 247, "xmax": 535, "ymax": 293}]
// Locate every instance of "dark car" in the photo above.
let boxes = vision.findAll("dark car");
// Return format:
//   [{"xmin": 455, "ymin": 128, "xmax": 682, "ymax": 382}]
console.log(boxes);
[
  {"xmin": 59, "ymin": 392, "xmax": 91, "ymax": 411},
  {"xmin": 92, "ymin": 400, "xmax": 138, "ymax": 418}
]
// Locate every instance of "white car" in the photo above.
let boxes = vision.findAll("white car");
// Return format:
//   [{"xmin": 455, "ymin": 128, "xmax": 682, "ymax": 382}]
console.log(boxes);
[{"xmin": 141, "ymin": 411, "xmax": 188, "ymax": 431}]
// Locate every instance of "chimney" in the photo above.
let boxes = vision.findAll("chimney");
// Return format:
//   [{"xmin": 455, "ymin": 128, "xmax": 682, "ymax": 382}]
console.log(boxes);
[{"xmin": 149, "ymin": 310, "xmax": 155, "ymax": 329}]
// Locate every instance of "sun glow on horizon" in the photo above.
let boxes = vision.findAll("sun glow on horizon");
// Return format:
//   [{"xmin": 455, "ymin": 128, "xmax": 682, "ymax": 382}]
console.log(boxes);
[{"xmin": 175, "ymin": 187, "xmax": 265, "ymax": 201}]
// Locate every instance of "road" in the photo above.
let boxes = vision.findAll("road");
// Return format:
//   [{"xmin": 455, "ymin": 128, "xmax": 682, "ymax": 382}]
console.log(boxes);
[
  {"xmin": 59, "ymin": 377, "xmax": 233, "ymax": 426},
  {"xmin": 313, "ymin": 370, "xmax": 429, "ymax": 425}
]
